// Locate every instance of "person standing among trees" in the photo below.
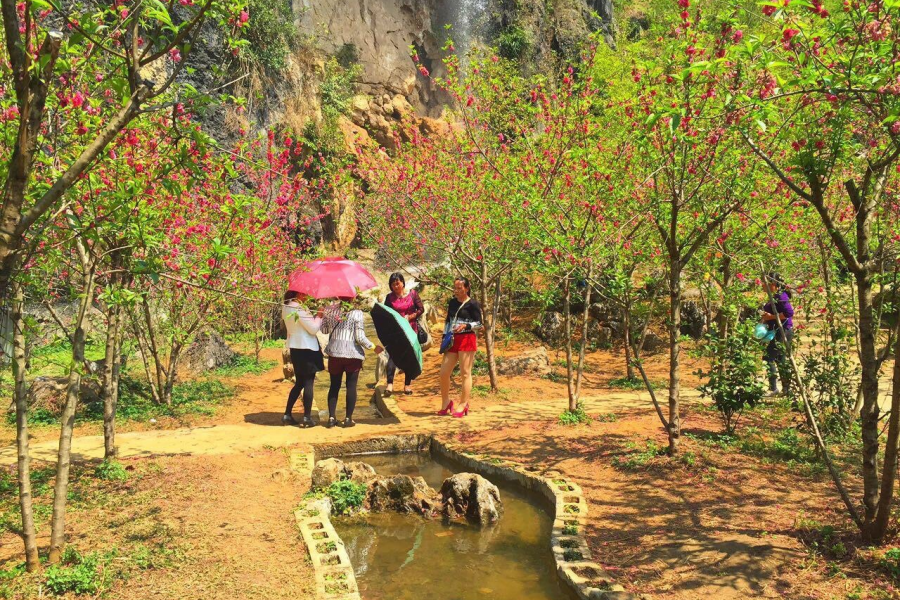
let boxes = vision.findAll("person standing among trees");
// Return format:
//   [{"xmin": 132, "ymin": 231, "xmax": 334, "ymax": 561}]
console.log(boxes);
[
  {"xmin": 760, "ymin": 272, "xmax": 795, "ymax": 397},
  {"xmin": 384, "ymin": 272, "xmax": 425, "ymax": 396},
  {"xmin": 321, "ymin": 297, "xmax": 384, "ymax": 428},
  {"xmin": 438, "ymin": 277, "xmax": 482, "ymax": 417},
  {"xmin": 282, "ymin": 291, "xmax": 325, "ymax": 427}
]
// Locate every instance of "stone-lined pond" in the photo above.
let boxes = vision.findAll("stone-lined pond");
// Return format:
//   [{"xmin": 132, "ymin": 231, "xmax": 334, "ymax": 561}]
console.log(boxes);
[{"xmin": 331, "ymin": 452, "xmax": 574, "ymax": 600}]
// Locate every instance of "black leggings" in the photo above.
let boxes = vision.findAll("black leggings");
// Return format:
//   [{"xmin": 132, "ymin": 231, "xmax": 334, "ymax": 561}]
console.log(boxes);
[
  {"xmin": 328, "ymin": 371, "xmax": 360, "ymax": 419},
  {"xmin": 286, "ymin": 375, "xmax": 315, "ymax": 417},
  {"xmin": 286, "ymin": 350, "xmax": 318, "ymax": 417},
  {"xmin": 386, "ymin": 356, "xmax": 412, "ymax": 386}
]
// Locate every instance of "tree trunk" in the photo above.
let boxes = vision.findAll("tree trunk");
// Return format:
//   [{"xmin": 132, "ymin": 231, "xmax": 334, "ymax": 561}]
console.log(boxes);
[
  {"xmin": 667, "ymin": 264, "xmax": 682, "ymax": 454},
  {"xmin": 869, "ymin": 320, "xmax": 900, "ymax": 543},
  {"xmin": 856, "ymin": 270, "xmax": 882, "ymax": 534},
  {"xmin": 102, "ymin": 304, "xmax": 122, "ymax": 459},
  {"xmin": 479, "ymin": 263, "xmax": 499, "ymax": 392},
  {"xmin": 624, "ymin": 297, "xmax": 635, "ymax": 380},
  {"xmin": 563, "ymin": 276, "xmax": 576, "ymax": 411},
  {"xmin": 11, "ymin": 281, "xmax": 39, "ymax": 571},
  {"xmin": 575, "ymin": 263, "xmax": 593, "ymax": 399},
  {"xmin": 48, "ymin": 268, "xmax": 95, "ymax": 563}
]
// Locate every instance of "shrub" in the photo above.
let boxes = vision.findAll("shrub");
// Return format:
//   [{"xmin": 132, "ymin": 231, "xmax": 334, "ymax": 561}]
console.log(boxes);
[
  {"xmin": 881, "ymin": 547, "xmax": 900, "ymax": 579},
  {"xmin": 94, "ymin": 460, "xmax": 128, "ymax": 482},
  {"xmin": 797, "ymin": 334, "xmax": 859, "ymax": 439},
  {"xmin": 44, "ymin": 549, "xmax": 102, "ymax": 595},
  {"xmin": 320, "ymin": 57, "xmax": 361, "ymax": 120},
  {"xmin": 696, "ymin": 324, "xmax": 765, "ymax": 433},
  {"xmin": 497, "ymin": 25, "xmax": 531, "ymax": 60},
  {"xmin": 239, "ymin": 0, "xmax": 299, "ymax": 72},
  {"xmin": 325, "ymin": 480, "xmax": 367, "ymax": 516},
  {"xmin": 559, "ymin": 402, "xmax": 590, "ymax": 425}
]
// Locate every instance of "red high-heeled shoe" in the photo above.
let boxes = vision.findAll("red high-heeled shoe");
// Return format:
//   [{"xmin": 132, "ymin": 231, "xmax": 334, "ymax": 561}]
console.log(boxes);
[
  {"xmin": 437, "ymin": 401, "xmax": 454, "ymax": 416},
  {"xmin": 452, "ymin": 404, "xmax": 469, "ymax": 418}
]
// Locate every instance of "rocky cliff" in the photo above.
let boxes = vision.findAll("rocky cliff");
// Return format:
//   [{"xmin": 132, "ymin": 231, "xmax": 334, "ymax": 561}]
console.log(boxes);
[
  {"xmin": 198, "ymin": 0, "xmax": 617, "ymax": 248},
  {"xmin": 259, "ymin": 0, "xmax": 614, "ymax": 131}
]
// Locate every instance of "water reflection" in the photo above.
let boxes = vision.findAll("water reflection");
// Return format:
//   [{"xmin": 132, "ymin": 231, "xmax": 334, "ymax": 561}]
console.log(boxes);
[{"xmin": 332, "ymin": 453, "xmax": 571, "ymax": 600}]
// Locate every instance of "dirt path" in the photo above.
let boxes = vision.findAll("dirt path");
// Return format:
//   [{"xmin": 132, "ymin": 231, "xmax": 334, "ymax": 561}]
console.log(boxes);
[
  {"xmin": 2, "ymin": 341, "xmax": 885, "ymax": 600},
  {"xmin": 0, "ymin": 385, "xmax": 677, "ymax": 465}
]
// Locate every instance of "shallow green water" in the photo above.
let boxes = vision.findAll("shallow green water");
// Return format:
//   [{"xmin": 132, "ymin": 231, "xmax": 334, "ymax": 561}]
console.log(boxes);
[{"xmin": 332, "ymin": 452, "xmax": 572, "ymax": 600}]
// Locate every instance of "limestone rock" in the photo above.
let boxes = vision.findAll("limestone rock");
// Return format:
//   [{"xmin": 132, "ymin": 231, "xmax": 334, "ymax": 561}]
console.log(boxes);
[
  {"xmin": 180, "ymin": 330, "xmax": 236, "ymax": 373},
  {"xmin": 497, "ymin": 347, "xmax": 551, "ymax": 377},
  {"xmin": 337, "ymin": 115, "xmax": 375, "ymax": 155},
  {"xmin": 535, "ymin": 311, "xmax": 566, "ymax": 346},
  {"xmin": 311, "ymin": 458, "xmax": 345, "ymax": 490},
  {"xmin": 343, "ymin": 461, "xmax": 377, "ymax": 485},
  {"xmin": 295, "ymin": 0, "xmax": 434, "ymax": 99},
  {"xmin": 312, "ymin": 458, "xmax": 377, "ymax": 490},
  {"xmin": 589, "ymin": 302, "xmax": 625, "ymax": 324},
  {"xmin": 587, "ymin": 321, "xmax": 613, "ymax": 347},
  {"xmin": 642, "ymin": 331, "xmax": 665, "ymax": 353},
  {"xmin": 24, "ymin": 376, "xmax": 102, "ymax": 416},
  {"xmin": 367, "ymin": 475, "xmax": 440, "ymax": 516},
  {"xmin": 680, "ymin": 300, "xmax": 707, "ymax": 339},
  {"xmin": 440, "ymin": 473, "xmax": 502, "ymax": 525}
]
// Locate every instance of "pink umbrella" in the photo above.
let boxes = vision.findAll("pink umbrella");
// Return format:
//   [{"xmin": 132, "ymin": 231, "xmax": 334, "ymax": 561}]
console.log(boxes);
[{"xmin": 288, "ymin": 257, "xmax": 378, "ymax": 299}]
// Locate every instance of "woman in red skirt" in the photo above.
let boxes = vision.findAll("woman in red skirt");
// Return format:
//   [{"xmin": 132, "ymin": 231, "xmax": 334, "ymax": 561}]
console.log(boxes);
[{"xmin": 438, "ymin": 277, "xmax": 482, "ymax": 417}]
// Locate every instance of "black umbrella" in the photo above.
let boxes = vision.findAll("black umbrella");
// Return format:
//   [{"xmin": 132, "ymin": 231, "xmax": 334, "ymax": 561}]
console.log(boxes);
[{"xmin": 371, "ymin": 303, "xmax": 423, "ymax": 380}]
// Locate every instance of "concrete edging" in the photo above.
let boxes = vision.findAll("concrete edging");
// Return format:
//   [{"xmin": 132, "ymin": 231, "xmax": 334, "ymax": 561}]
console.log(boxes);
[
  {"xmin": 432, "ymin": 439, "xmax": 638, "ymax": 600},
  {"xmin": 369, "ymin": 388, "xmax": 407, "ymax": 424},
  {"xmin": 291, "ymin": 450, "xmax": 361, "ymax": 600},
  {"xmin": 293, "ymin": 435, "xmax": 637, "ymax": 600}
]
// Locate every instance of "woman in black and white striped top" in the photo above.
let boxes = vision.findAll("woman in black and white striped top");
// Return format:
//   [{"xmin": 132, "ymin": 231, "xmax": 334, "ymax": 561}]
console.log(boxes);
[{"xmin": 321, "ymin": 298, "xmax": 383, "ymax": 428}]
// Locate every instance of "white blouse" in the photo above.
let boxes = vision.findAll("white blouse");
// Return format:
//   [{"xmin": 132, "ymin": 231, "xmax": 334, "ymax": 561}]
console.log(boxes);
[{"xmin": 282, "ymin": 302, "xmax": 323, "ymax": 351}]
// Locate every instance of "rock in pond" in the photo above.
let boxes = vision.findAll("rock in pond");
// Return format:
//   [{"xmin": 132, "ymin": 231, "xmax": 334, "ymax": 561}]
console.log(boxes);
[
  {"xmin": 311, "ymin": 458, "xmax": 377, "ymax": 490},
  {"xmin": 367, "ymin": 475, "xmax": 441, "ymax": 517},
  {"xmin": 440, "ymin": 473, "xmax": 502, "ymax": 525}
]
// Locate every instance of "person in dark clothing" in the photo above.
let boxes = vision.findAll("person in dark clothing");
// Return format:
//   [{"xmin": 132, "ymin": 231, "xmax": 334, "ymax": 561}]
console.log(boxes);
[
  {"xmin": 281, "ymin": 290, "xmax": 325, "ymax": 427},
  {"xmin": 384, "ymin": 272, "xmax": 425, "ymax": 395},
  {"xmin": 438, "ymin": 277, "xmax": 483, "ymax": 418},
  {"xmin": 760, "ymin": 272, "xmax": 795, "ymax": 396}
]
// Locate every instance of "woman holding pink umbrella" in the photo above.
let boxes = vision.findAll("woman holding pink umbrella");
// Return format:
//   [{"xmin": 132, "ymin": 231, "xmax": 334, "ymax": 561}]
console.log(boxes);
[
  {"xmin": 282, "ymin": 291, "xmax": 325, "ymax": 427},
  {"xmin": 287, "ymin": 257, "xmax": 381, "ymax": 428}
]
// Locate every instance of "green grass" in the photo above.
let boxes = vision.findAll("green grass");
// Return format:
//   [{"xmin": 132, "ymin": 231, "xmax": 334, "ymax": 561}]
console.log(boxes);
[
  {"xmin": 0, "ymin": 461, "xmax": 189, "ymax": 598},
  {"xmin": 6, "ymin": 377, "xmax": 235, "ymax": 428},
  {"xmin": 213, "ymin": 355, "xmax": 277, "ymax": 377},
  {"xmin": 612, "ymin": 439, "xmax": 666, "ymax": 470},
  {"xmin": 608, "ymin": 376, "xmax": 666, "ymax": 390},
  {"xmin": 685, "ymin": 426, "xmax": 824, "ymax": 475},
  {"xmin": 223, "ymin": 332, "xmax": 284, "ymax": 349},
  {"xmin": 554, "ymin": 359, "xmax": 595, "ymax": 373},
  {"xmin": 29, "ymin": 339, "xmax": 106, "ymax": 377},
  {"xmin": 543, "ymin": 371, "xmax": 567, "ymax": 384},
  {"xmin": 472, "ymin": 384, "xmax": 511, "ymax": 399}
]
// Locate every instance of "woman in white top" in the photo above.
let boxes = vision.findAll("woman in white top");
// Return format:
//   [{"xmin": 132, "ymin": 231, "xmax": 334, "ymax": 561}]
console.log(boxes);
[
  {"xmin": 282, "ymin": 290, "xmax": 325, "ymax": 427},
  {"xmin": 320, "ymin": 296, "xmax": 383, "ymax": 428}
]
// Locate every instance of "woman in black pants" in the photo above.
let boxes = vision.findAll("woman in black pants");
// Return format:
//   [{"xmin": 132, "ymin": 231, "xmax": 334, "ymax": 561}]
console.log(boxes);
[
  {"xmin": 282, "ymin": 291, "xmax": 325, "ymax": 427},
  {"xmin": 321, "ymin": 297, "xmax": 383, "ymax": 428}
]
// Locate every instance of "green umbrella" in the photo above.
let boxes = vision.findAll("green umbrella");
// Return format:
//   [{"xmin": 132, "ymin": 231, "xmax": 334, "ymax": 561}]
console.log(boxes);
[{"xmin": 371, "ymin": 303, "xmax": 423, "ymax": 380}]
